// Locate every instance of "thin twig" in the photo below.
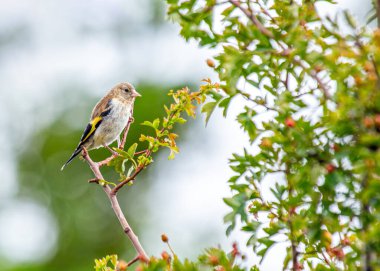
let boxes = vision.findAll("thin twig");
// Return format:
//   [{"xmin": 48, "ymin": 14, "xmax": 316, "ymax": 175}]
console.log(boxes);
[
  {"xmin": 127, "ymin": 255, "xmax": 140, "ymax": 267},
  {"xmin": 256, "ymin": 0, "xmax": 278, "ymax": 25},
  {"xmin": 134, "ymin": 149, "xmax": 148, "ymax": 156},
  {"xmin": 228, "ymin": 0, "xmax": 274, "ymax": 38},
  {"xmin": 277, "ymin": 47, "xmax": 331, "ymax": 99},
  {"xmin": 166, "ymin": 241, "xmax": 176, "ymax": 256},
  {"xmin": 88, "ymin": 178, "xmax": 99, "ymax": 184},
  {"xmin": 120, "ymin": 107, "xmax": 134, "ymax": 148},
  {"xmin": 321, "ymin": 250, "xmax": 331, "ymax": 266},
  {"xmin": 111, "ymin": 163, "xmax": 147, "ymax": 196},
  {"xmin": 289, "ymin": 58, "xmax": 330, "ymax": 99},
  {"xmin": 82, "ymin": 145, "xmax": 149, "ymax": 263}
]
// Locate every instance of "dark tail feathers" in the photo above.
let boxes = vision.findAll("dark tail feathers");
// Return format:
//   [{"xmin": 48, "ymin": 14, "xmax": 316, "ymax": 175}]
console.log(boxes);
[{"xmin": 61, "ymin": 147, "xmax": 82, "ymax": 171}]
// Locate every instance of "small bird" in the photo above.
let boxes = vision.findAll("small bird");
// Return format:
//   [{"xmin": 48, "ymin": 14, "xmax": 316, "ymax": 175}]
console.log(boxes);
[{"xmin": 61, "ymin": 82, "xmax": 141, "ymax": 170}]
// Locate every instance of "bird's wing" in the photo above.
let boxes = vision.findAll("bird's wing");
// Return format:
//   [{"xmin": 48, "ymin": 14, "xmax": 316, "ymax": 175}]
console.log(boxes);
[
  {"xmin": 61, "ymin": 98, "xmax": 114, "ymax": 170},
  {"xmin": 60, "ymin": 115, "xmax": 104, "ymax": 170},
  {"xmin": 80, "ymin": 99, "xmax": 113, "ymax": 144},
  {"xmin": 79, "ymin": 117, "xmax": 103, "ymax": 143},
  {"xmin": 91, "ymin": 94, "xmax": 113, "ymax": 119}
]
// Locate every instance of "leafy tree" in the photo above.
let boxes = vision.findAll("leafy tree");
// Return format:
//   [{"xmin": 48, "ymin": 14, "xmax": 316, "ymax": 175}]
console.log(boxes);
[{"xmin": 93, "ymin": 0, "xmax": 380, "ymax": 270}]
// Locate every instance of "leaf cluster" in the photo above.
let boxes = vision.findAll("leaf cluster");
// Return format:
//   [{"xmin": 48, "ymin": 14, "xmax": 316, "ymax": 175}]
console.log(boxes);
[
  {"xmin": 95, "ymin": 247, "xmax": 252, "ymax": 271},
  {"xmin": 94, "ymin": 255, "xmax": 118, "ymax": 271}
]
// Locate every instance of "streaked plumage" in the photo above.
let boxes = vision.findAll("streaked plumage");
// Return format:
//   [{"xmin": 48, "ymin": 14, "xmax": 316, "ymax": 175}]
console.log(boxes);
[{"xmin": 61, "ymin": 82, "xmax": 141, "ymax": 170}]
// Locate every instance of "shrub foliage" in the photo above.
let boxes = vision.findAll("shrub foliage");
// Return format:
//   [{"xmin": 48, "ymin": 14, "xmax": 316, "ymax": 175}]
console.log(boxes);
[{"xmin": 96, "ymin": 0, "xmax": 380, "ymax": 270}]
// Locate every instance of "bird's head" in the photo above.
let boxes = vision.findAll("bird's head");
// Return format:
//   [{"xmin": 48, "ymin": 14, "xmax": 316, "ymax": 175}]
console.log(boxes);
[{"xmin": 113, "ymin": 82, "xmax": 141, "ymax": 101}]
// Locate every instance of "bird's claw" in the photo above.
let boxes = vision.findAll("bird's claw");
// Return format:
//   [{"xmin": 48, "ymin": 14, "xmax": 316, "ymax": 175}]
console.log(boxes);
[{"xmin": 81, "ymin": 147, "xmax": 88, "ymax": 156}]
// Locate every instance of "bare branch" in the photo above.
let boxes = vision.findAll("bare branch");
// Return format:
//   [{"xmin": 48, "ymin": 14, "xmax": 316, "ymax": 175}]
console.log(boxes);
[
  {"xmin": 127, "ymin": 255, "xmax": 141, "ymax": 267},
  {"xmin": 81, "ymin": 144, "xmax": 149, "ymax": 263},
  {"xmin": 321, "ymin": 250, "xmax": 331, "ymax": 266}
]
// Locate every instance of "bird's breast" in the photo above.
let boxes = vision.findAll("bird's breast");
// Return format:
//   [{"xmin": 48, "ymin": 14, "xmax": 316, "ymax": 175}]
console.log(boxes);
[{"xmin": 93, "ymin": 99, "xmax": 132, "ymax": 147}]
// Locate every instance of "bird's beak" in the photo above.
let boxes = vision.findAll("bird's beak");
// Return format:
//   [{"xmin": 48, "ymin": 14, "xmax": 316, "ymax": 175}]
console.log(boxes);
[{"xmin": 132, "ymin": 90, "xmax": 141, "ymax": 98}]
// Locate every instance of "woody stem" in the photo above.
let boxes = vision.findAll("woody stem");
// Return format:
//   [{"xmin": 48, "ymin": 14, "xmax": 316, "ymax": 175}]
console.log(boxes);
[{"xmin": 82, "ymin": 148, "xmax": 149, "ymax": 263}]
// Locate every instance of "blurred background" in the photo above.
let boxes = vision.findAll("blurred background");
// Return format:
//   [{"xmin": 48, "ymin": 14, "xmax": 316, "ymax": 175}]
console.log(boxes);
[{"xmin": 0, "ymin": 1, "xmax": 372, "ymax": 270}]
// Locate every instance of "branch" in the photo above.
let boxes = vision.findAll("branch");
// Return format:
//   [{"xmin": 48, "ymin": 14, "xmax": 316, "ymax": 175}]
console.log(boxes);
[
  {"xmin": 228, "ymin": 0, "xmax": 274, "ymax": 38},
  {"xmin": 320, "ymin": 250, "xmax": 331, "ymax": 266},
  {"xmin": 111, "ymin": 161, "xmax": 147, "ymax": 196},
  {"xmin": 292, "ymin": 58, "xmax": 331, "ymax": 99},
  {"xmin": 121, "ymin": 107, "xmax": 134, "ymax": 148},
  {"xmin": 285, "ymin": 163, "xmax": 299, "ymax": 271},
  {"xmin": 82, "ymin": 142, "xmax": 149, "ymax": 264},
  {"xmin": 361, "ymin": 174, "xmax": 373, "ymax": 271},
  {"xmin": 288, "ymin": 220, "xmax": 299, "ymax": 271},
  {"xmin": 127, "ymin": 255, "xmax": 141, "ymax": 267}
]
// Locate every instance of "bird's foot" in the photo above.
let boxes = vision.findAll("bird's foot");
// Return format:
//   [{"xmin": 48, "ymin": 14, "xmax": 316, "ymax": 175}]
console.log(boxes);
[
  {"xmin": 81, "ymin": 147, "xmax": 88, "ymax": 157},
  {"xmin": 128, "ymin": 116, "xmax": 135, "ymax": 123}
]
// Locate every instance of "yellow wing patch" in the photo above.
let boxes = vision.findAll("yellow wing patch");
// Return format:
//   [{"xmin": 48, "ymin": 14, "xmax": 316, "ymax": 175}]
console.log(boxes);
[{"xmin": 82, "ymin": 116, "xmax": 102, "ymax": 143}]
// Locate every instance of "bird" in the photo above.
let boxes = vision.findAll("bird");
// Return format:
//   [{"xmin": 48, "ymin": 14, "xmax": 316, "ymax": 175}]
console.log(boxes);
[{"xmin": 61, "ymin": 82, "xmax": 141, "ymax": 170}]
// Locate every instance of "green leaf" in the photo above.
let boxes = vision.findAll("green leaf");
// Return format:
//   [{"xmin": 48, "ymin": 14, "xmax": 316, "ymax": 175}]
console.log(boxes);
[
  {"xmin": 127, "ymin": 143, "xmax": 138, "ymax": 158},
  {"xmin": 108, "ymin": 156, "xmax": 127, "ymax": 180},
  {"xmin": 141, "ymin": 120, "xmax": 154, "ymax": 128},
  {"xmin": 201, "ymin": 101, "xmax": 217, "ymax": 125},
  {"xmin": 126, "ymin": 165, "xmax": 134, "ymax": 178},
  {"xmin": 114, "ymin": 148, "xmax": 138, "ymax": 169},
  {"xmin": 218, "ymin": 96, "xmax": 233, "ymax": 117},
  {"xmin": 176, "ymin": 117, "xmax": 187, "ymax": 124},
  {"xmin": 223, "ymin": 197, "xmax": 240, "ymax": 208},
  {"xmin": 153, "ymin": 118, "xmax": 160, "ymax": 129},
  {"xmin": 343, "ymin": 10, "xmax": 356, "ymax": 28}
]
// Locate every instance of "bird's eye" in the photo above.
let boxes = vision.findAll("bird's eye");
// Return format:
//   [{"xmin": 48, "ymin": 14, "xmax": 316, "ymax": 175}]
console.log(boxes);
[{"xmin": 124, "ymin": 88, "xmax": 130, "ymax": 93}]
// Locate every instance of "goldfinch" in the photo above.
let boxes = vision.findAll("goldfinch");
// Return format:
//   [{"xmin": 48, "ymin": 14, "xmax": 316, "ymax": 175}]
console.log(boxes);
[{"xmin": 61, "ymin": 82, "xmax": 141, "ymax": 170}]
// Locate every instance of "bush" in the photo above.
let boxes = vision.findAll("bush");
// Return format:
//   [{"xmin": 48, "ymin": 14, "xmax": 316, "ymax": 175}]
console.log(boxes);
[{"xmin": 93, "ymin": 1, "xmax": 380, "ymax": 270}]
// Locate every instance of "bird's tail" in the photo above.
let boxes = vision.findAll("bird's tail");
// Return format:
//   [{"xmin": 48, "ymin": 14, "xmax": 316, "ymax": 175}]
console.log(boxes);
[{"xmin": 61, "ymin": 146, "xmax": 82, "ymax": 171}]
